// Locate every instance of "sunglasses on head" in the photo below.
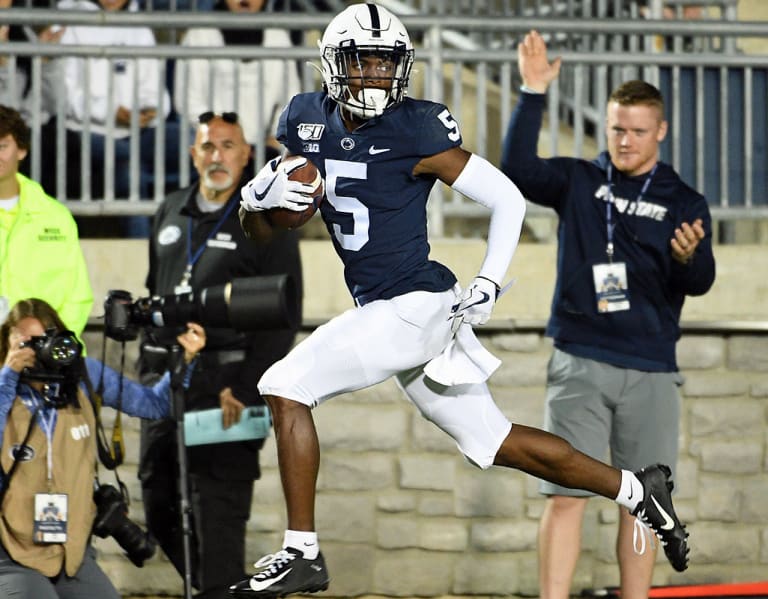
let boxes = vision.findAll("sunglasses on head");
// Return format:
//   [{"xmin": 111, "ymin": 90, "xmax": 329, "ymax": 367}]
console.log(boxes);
[{"xmin": 198, "ymin": 111, "xmax": 239, "ymax": 124}]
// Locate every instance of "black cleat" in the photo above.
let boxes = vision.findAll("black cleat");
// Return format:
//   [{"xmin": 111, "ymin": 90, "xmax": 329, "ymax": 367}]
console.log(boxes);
[
  {"xmin": 229, "ymin": 547, "xmax": 329, "ymax": 598},
  {"xmin": 631, "ymin": 464, "xmax": 690, "ymax": 572}
]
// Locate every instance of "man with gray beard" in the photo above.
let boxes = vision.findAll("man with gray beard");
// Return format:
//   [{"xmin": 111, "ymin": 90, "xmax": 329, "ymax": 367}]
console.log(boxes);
[{"xmin": 137, "ymin": 112, "xmax": 302, "ymax": 599}]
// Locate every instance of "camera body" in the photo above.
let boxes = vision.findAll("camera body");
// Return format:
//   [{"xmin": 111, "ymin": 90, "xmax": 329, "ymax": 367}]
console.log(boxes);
[
  {"xmin": 19, "ymin": 328, "xmax": 81, "ymax": 372},
  {"xmin": 19, "ymin": 329, "xmax": 82, "ymax": 407},
  {"xmin": 92, "ymin": 484, "xmax": 156, "ymax": 567}
]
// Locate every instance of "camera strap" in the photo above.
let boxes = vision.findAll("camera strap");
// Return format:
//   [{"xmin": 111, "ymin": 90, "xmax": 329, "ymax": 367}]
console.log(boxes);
[
  {"xmin": 0, "ymin": 405, "xmax": 41, "ymax": 506},
  {"xmin": 82, "ymin": 346, "xmax": 124, "ymax": 470}
]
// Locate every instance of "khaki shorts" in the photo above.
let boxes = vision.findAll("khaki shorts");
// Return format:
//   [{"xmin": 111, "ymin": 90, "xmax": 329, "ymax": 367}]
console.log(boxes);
[{"xmin": 539, "ymin": 347, "xmax": 683, "ymax": 497}]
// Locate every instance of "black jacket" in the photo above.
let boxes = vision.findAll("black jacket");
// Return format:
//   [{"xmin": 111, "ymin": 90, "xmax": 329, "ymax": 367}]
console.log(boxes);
[{"xmin": 139, "ymin": 183, "xmax": 302, "ymax": 480}]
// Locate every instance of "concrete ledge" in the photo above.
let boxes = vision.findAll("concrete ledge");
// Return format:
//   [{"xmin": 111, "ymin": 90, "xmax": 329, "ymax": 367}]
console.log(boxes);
[{"xmin": 82, "ymin": 239, "xmax": 768, "ymax": 325}]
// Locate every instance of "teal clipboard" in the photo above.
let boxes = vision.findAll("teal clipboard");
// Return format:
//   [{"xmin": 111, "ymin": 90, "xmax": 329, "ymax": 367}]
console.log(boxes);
[{"xmin": 183, "ymin": 406, "xmax": 271, "ymax": 446}]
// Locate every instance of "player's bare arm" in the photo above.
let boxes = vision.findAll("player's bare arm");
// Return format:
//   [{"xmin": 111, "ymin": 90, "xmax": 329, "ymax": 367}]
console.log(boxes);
[{"xmin": 412, "ymin": 145, "xmax": 471, "ymax": 185}]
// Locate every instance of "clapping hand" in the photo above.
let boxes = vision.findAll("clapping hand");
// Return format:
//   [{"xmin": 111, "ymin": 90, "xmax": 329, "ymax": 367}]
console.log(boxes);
[{"xmin": 670, "ymin": 218, "xmax": 705, "ymax": 264}]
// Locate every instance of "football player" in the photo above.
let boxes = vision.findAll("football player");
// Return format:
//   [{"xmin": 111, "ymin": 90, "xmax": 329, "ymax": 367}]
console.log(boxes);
[{"xmin": 231, "ymin": 4, "xmax": 689, "ymax": 597}]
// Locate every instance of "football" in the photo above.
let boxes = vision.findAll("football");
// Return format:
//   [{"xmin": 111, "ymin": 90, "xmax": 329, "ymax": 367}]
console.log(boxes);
[{"xmin": 265, "ymin": 155, "xmax": 324, "ymax": 230}]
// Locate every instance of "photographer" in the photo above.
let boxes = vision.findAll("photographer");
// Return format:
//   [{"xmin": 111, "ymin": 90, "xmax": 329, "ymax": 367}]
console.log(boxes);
[
  {"xmin": 138, "ymin": 112, "xmax": 302, "ymax": 599},
  {"xmin": 0, "ymin": 298, "xmax": 205, "ymax": 598}
]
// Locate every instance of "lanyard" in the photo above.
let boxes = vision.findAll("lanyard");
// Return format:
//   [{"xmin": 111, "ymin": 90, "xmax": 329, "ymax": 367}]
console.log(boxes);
[
  {"xmin": 181, "ymin": 197, "xmax": 238, "ymax": 286},
  {"xmin": 21, "ymin": 387, "xmax": 58, "ymax": 490},
  {"xmin": 38, "ymin": 408, "xmax": 57, "ymax": 491},
  {"xmin": 605, "ymin": 162, "xmax": 658, "ymax": 262}
]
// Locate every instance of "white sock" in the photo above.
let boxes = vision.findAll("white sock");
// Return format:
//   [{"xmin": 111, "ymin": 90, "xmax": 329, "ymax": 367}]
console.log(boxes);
[
  {"xmin": 615, "ymin": 470, "xmax": 644, "ymax": 512},
  {"xmin": 283, "ymin": 529, "xmax": 319, "ymax": 559}
]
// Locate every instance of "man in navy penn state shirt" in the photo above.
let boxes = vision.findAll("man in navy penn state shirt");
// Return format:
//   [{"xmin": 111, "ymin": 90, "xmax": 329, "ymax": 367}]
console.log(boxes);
[
  {"xmin": 501, "ymin": 30, "xmax": 715, "ymax": 599},
  {"xmin": 229, "ymin": 7, "xmax": 692, "ymax": 598}
]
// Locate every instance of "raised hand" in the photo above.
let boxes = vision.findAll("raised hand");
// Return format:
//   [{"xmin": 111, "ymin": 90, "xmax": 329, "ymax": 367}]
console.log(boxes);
[{"xmin": 518, "ymin": 29, "xmax": 562, "ymax": 94}]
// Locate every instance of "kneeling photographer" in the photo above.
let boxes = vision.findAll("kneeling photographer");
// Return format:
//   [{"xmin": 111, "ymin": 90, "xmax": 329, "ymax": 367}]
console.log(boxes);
[{"xmin": 0, "ymin": 298, "xmax": 205, "ymax": 599}]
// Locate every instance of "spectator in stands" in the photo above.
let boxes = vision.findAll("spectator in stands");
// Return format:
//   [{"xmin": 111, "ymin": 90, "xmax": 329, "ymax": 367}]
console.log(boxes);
[
  {"xmin": 636, "ymin": 1, "xmax": 703, "ymax": 20},
  {"xmin": 501, "ymin": 30, "xmax": 715, "ymax": 599},
  {"xmin": 633, "ymin": 0, "xmax": 704, "ymax": 50},
  {"xmin": 0, "ymin": 105, "xmax": 93, "ymax": 336},
  {"xmin": 174, "ymin": 0, "xmax": 300, "ymax": 171},
  {"xmin": 1, "ymin": 0, "xmax": 65, "ymax": 194},
  {"xmin": 58, "ymin": 0, "xmax": 178, "ymax": 199},
  {"xmin": 0, "ymin": 0, "xmax": 64, "ymax": 126},
  {"xmin": 137, "ymin": 0, "xmax": 216, "ymax": 10},
  {"xmin": 138, "ymin": 112, "xmax": 302, "ymax": 599}
]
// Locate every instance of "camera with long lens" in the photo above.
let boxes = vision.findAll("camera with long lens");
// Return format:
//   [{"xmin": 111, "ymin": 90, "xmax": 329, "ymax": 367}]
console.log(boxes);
[
  {"xmin": 19, "ymin": 329, "xmax": 82, "ymax": 407},
  {"xmin": 92, "ymin": 483, "xmax": 156, "ymax": 567},
  {"xmin": 104, "ymin": 274, "xmax": 298, "ymax": 342}
]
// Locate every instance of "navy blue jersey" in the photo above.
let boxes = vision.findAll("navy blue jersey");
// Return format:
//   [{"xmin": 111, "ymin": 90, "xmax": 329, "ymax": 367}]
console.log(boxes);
[{"xmin": 277, "ymin": 92, "xmax": 460, "ymax": 305}]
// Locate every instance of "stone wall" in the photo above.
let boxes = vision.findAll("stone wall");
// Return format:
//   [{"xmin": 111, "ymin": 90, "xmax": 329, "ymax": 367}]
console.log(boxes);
[{"xmin": 79, "ymin": 240, "xmax": 768, "ymax": 597}]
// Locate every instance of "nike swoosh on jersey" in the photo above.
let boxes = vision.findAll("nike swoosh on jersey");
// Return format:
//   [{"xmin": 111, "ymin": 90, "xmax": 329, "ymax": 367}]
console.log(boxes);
[
  {"xmin": 249, "ymin": 568, "xmax": 292, "ymax": 591},
  {"xmin": 650, "ymin": 496, "xmax": 676, "ymax": 530},
  {"xmin": 368, "ymin": 146, "xmax": 391, "ymax": 155}
]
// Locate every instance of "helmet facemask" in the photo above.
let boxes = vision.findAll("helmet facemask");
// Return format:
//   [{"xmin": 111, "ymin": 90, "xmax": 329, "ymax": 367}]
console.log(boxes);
[
  {"xmin": 322, "ymin": 41, "xmax": 414, "ymax": 119},
  {"xmin": 319, "ymin": 3, "xmax": 415, "ymax": 120}
]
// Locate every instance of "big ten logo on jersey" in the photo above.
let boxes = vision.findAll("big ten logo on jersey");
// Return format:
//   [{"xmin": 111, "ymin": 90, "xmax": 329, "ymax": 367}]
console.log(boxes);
[
  {"xmin": 298, "ymin": 123, "xmax": 324, "ymax": 154},
  {"xmin": 70, "ymin": 423, "xmax": 91, "ymax": 441}
]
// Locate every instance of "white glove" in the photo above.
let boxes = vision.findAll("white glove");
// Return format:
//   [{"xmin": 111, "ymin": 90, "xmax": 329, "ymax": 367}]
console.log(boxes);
[
  {"xmin": 450, "ymin": 276, "xmax": 500, "ymax": 333},
  {"xmin": 240, "ymin": 157, "xmax": 316, "ymax": 213}
]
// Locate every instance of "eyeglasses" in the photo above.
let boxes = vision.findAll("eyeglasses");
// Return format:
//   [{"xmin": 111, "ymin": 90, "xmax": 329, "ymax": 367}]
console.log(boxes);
[{"xmin": 198, "ymin": 111, "xmax": 239, "ymax": 124}]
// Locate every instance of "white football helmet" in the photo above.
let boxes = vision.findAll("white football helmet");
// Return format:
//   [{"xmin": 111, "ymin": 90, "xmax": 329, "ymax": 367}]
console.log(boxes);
[{"xmin": 319, "ymin": 3, "xmax": 415, "ymax": 119}]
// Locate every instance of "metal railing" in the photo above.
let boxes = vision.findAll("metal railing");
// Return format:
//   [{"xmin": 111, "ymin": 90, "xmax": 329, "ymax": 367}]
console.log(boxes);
[{"xmin": 2, "ymin": 8, "xmax": 767, "ymax": 233}]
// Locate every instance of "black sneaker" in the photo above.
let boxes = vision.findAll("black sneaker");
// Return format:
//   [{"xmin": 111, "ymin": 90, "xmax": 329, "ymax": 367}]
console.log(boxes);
[
  {"xmin": 631, "ymin": 464, "xmax": 690, "ymax": 572},
  {"xmin": 228, "ymin": 547, "xmax": 329, "ymax": 598}
]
